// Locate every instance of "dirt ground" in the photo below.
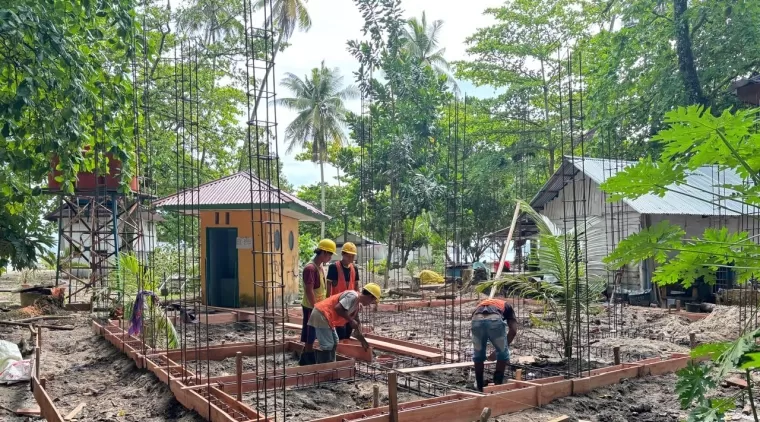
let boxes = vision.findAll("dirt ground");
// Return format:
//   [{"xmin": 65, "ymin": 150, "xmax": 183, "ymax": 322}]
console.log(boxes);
[{"xmin": 1, "ymin": 270, "xmax": 757, "ymax": 422}]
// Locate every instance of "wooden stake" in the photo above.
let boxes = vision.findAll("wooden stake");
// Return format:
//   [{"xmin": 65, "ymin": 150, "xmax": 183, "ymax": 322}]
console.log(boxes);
[
  {"xmin": 372, "ymin": 384, "xmax": 379, "ymax": 408},
  {"xmin": 236, "ymin": 351, "xmax": 243, "ymax": 402},
  {"xmin": 37, "ymin": 324, "xmax": 42, "ymax": 348},
  {"xmin": 676, "ymin": 300, "xmax": 682, "ymax": 312},
  {"xmin": 689, "ymin": 332, "xmax": 697, "ymax": 349},
  {"xmin": 613, "ymin": 346, "xmax": 621, "ymax": 365},
  {"xmin": 515, "ymin": 368, "xmax": 523, "ymax": 381},
  {"xmin": 388, "ymin": 372, "xmax": 399, "ymax": 422},
  {"xmin": 490, "ymin": 202, "xmax": 521, "ymax": 298},
  {"xmin": 479, "ymin": 407, "xmax": 491, "ymax": 422},
  {"xmin": 64, "ymin": 402, "xmax": 86, "ymax": 421},
  {"xmin": 34, "ymin": 346, "xmax": 40, "ymax": 380}
]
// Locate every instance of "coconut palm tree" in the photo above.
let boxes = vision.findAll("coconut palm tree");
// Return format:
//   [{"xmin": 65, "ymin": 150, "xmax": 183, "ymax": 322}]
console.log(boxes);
[
  {"xmin": 249, "ymin": 0, "xmax": 312, "ymax": 122},
  {"xmin": 401, "ymin": 12, "xmax": 458, "ymax": 92},
  {"xmin": 476, "ymin": 200, "xmax": 607, "ymax": 359},
  {"xmin": 277, "ymin": 62, "xmax": 358, "ymax": 237}
]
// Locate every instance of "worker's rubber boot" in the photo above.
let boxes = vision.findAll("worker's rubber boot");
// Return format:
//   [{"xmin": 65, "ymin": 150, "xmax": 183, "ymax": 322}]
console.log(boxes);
[
  {"xmin": 493, "ymin": 371, "xmax": 505, "ymax": 385},
  {"xmin": 475, "ymin": 371, "xmax": 485, "ymax": 392},
  {"xmin": 299, "ymin": 351, "xmax": 316, "ymax": 366},
  {"xmin": 315, "ymin": 350, "xmax": 330, "ymax": 364}
]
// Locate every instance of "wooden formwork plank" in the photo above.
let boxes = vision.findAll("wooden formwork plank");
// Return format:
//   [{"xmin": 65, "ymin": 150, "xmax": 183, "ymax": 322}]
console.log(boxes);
[
  {"xmin": 572, "ymin": 364, "xmax": 640, "ymax": 395},
  {"xmin": 308, "ymin": 395, "xmax": 466, "ymax": 422},
  {"xmin": 362, "ymin": 334, "xmax": 442, "ymax": 355},
  {"xmin": 198, "ymin": 360, "xmax": 355, "ymax": 389},
  {"xmin": 161, "ymin": 342, "xmax": 285, "ymax": 362},
  {"xmin": 358, "ymin": 338, "xmax": 442, "ymax": 362},
  {"xmin": 398, "ymin": 361, "xmax": 496, "ymax": 374},
  {"xmin": 32, "ymin": 377, "xmax": 64, "ymax": 422}
]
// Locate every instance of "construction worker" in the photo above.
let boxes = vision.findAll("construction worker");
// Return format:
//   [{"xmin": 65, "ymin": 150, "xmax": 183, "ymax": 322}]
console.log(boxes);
[
  {"xmin": 326, "ymin": 242, "xmax": 359, "ymax": 340},
  {"xmin": 299, "ymin": 238, "xmax": 336, "ymax": 366},
  {"xmin": 471, "ymin": 298, "xmax": 518, "ymax": 392},
  {"xmin": 307, "ymin": 283, "xmax": 382, "ymax": 363}
]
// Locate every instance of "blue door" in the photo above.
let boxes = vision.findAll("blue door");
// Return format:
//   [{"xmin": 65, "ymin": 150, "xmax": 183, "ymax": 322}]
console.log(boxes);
[{"xmin": 206, "ymin": 228, "xmax": 239, "ymax": 307}]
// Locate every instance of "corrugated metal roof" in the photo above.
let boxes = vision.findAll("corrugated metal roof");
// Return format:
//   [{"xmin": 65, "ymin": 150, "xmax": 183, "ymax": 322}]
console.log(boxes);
[
  {"xmin": 531, "ymin": 157, "xmax": 756, "ymax": 216},
  {"xmin": 153, "ymin": 171, "xmax": 330, "ymax": 221}
]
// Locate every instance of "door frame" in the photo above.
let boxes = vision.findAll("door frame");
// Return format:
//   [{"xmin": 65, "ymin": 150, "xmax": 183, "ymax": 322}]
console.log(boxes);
[{"xmin": 205, "ymin": 227, "xmax": 239, "ymax": 308}]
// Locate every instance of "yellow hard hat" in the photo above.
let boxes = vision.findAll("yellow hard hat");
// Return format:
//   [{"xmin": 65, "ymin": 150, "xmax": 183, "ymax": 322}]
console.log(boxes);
[
  {"xmin": 363, "ymin": 282, "xmax": 382, "ymax": 300},
  {"xmin": 316, "ymin": 239, "xmax": 337, "ymax": 254},
  {"xmin": 342, "ymin": 242, "xmax": 357, "ymax": 255}
]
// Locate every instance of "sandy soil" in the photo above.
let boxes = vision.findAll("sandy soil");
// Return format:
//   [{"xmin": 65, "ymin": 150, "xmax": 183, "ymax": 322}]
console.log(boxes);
[{"xmin": 1, "ymin": 269, "xmax": 757, "ymax": 422}]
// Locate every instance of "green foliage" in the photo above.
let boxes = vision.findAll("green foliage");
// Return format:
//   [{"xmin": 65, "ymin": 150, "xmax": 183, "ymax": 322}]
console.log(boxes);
[
  {"xmin": 110, "ymin": 252, "xmax": 179, "ymax": 349},
  {"xmin": 476, "ymin": 200, "xmax": 606, "ymax": 358},
  {"xmin": 676, "ymin": 328, "xmax": 760, "ymax": 421},
  {"xmin": 298, "ymin": 232, "xmax": 318, "ymax": 264},
  {"xmin": 601, "ymin": 106, "xmax": 760, "ymax": 289},
  {"xmin": 675, "ymin": 361, "xmax": 715, "ymax": 409}
]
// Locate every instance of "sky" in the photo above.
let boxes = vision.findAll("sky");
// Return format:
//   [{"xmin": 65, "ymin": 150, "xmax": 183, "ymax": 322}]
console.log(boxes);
[{"xmin": 273, "ymin": 0, "xmax": 503, "ymax": 190}]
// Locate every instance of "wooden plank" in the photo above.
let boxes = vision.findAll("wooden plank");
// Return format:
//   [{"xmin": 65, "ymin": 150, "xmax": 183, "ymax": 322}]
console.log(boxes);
[
  {"xmin": 64, "ymin": 402, "xmax": 86, "ymax": 420},
  {"xmin": 490, "ymin": 202, "xmax": 521, "ymax": 298},
  {"xmin": 32, "ymin": 377, "xmax": 64, "ymax": 422},
  {"xmin": 546, "ymin": 416, "xmax": 570, "ymax": 422},
  {"xmin": 398, "ymin": 361, "xmax": 495, "ymax": 374},
  {"xmin": 14, "ymin": 408, "xmax": 41, "ymax": 416},
  {"xmin": 199, "ymin": 360, "xmax": 356, "ymax": 392},
  {"xmin": 359, "ymin": 338, "xmax": 442, "ymax": 362},
  {"xmin": 363, "ymin": 334, "xmax": 442, "ymax": 354},
  {"xmin": 337, "ymin": 341, "xmax": 374, "ymax": 362},
  {"xmin": 308, "ymin": 395, "xmax": 465, "ymax": 422}
]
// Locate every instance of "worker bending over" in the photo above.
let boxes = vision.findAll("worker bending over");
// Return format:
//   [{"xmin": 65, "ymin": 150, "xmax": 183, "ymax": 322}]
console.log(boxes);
[
  {"xmin": 326, "ymin": 242, "xmax": 360, "ymax": 340},
  {"xmin": 299, "ymin": 239, "xmax": 336, "ymax": 366},
  {"xmin": 471, "ymin": 298, "xmax": 518, "ymax": 392},
  {"xmin": 308, "ymin": 283, "xmax": 382, "ymax": 363}
]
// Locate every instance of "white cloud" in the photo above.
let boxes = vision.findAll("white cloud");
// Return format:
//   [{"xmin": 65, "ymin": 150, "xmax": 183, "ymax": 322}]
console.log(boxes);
[{"xmin": 274, "ymin": 0, "xmax": 499, "ymax": 189}]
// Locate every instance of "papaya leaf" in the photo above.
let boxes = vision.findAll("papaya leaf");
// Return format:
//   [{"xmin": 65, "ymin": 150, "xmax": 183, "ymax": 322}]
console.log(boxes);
[
  {"xmin": 675, "ymin": 361, "xmax": 713, "ymax": 408},
  {"xmin": 691, "ymin": 342, "xmax": 731, "ymax": 360},
  {"xmin": 686, "ymin": 397, "xmax": 734, "ymax": 422}
]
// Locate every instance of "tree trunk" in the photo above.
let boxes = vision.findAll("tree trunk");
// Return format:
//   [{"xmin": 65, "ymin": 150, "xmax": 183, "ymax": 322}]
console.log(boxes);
[
  {"xmin": 384, "ymin": 221, "xmax": 394, "ymax": 288},
  {"xmin": 540, "ymin": 59, "xmax": 555, "ymax": 175},
  {"xmin": 320, "ymin": 159, "xmax": 326, "ymax": 238},
  {"xmin": 673, "ymin": 0, "xmax": 709, "ymax": 106}
]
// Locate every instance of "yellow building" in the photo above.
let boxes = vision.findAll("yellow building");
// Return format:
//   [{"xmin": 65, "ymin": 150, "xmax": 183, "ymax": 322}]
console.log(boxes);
[{"xmin": 154, "ymin": 172, "xmax": 330, "ymax": 308}]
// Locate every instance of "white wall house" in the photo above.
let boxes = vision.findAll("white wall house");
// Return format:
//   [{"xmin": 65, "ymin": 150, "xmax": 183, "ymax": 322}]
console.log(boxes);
[
  {"xmin": 529, "ymin": 157, "xmax": 752, "ymax": 292},
  {"xmin": 46, "ymin": 199, "xmax": 162, "ymax": 265}
]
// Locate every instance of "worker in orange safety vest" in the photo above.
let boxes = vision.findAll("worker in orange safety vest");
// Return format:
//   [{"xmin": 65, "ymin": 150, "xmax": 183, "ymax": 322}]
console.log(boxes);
[
  {"xmin": 326, "ymin": 242, "xmax": 359, "ymax": 340},
  {"xmin": 307, "ymin": 283, "xmax": 382, "ymax": 363},
  {"xmin": 471, "ymin": 298, "xmax": 518, "ymax": 392}
]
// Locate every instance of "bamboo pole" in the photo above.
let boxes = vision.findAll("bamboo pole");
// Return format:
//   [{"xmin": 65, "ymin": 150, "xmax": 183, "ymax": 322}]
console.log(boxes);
[{"xmin": 490, "ymin": 203, "xmax": 521, "ymax": 299}]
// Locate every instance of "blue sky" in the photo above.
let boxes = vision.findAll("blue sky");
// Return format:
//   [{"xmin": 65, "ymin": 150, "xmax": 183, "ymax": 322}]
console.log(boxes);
[{"xmin": 273, "ymin": 0, "xmax": 501, "ymax": 189}]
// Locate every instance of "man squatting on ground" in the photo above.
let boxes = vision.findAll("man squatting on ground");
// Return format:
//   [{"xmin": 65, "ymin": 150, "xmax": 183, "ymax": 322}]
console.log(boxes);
[
  {"xmin": 472, "ymin": 298, "xmax": 518, "ymax": 392},
  {"xmin": 326, "ymin": 242, "xmax": 360, "ymax": 340},
  {"xmin": 299, "ymin": 238, "xmax": 336, "ymax": 366},
  {"xmin": 307, "ymin": 283, "xmax": 382, "ymax": 363}
]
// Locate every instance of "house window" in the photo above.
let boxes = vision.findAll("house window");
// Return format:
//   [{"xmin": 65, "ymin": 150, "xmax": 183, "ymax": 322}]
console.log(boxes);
[
  {"xmin": 274, "ymin": 230, "xmax": 282, "ymax": 251},
  {"xmin": 225, "ymin": 212, "xmax": 230, "ymax": 225},
  {"xmin": 215, "ymin": 212, "xmax": 219, "ymax": 224},
  {"xmin": 288, "ymin": 231, "xmax": 294, "ymax": 251}
]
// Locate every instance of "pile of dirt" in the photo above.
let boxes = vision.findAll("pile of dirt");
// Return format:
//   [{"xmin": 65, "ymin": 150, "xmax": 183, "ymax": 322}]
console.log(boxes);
[
  {"xmin": 676, "ymin": 305, "xmax": 745, "ymax": 343},
  {"xmin": 593, "ymin": 336, "xmax": 688, "ymax": 361}
]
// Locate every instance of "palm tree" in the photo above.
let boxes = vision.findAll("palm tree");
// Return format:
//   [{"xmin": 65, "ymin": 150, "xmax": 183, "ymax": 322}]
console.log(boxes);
[
  {"xmin": 277, "ymin": 62, "xmax": 358, "ymax": 237},
  {"xmin": 401, "ymin": 12, "xmax": 458, "ymax": 92},
  {"xmin": 250, "ymin": 0, "xmax": 312, "ymax": 122},
  {"xmin": 476, "ymin": 200, "xmax": 607, "ymax": 359}
]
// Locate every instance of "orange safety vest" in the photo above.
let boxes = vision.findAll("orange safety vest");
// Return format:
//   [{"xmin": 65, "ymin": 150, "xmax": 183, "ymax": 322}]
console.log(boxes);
[
  {"xmin": 331, "ymin": 262, "xmax": 356, "ymax": 296},
  {"xmin": 315, "ymin": 291, "xmax": 357, "ymax": 328},
  {"xmin": 476, "ymin": 299, "xmax": 506, "ymax": 311}
]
